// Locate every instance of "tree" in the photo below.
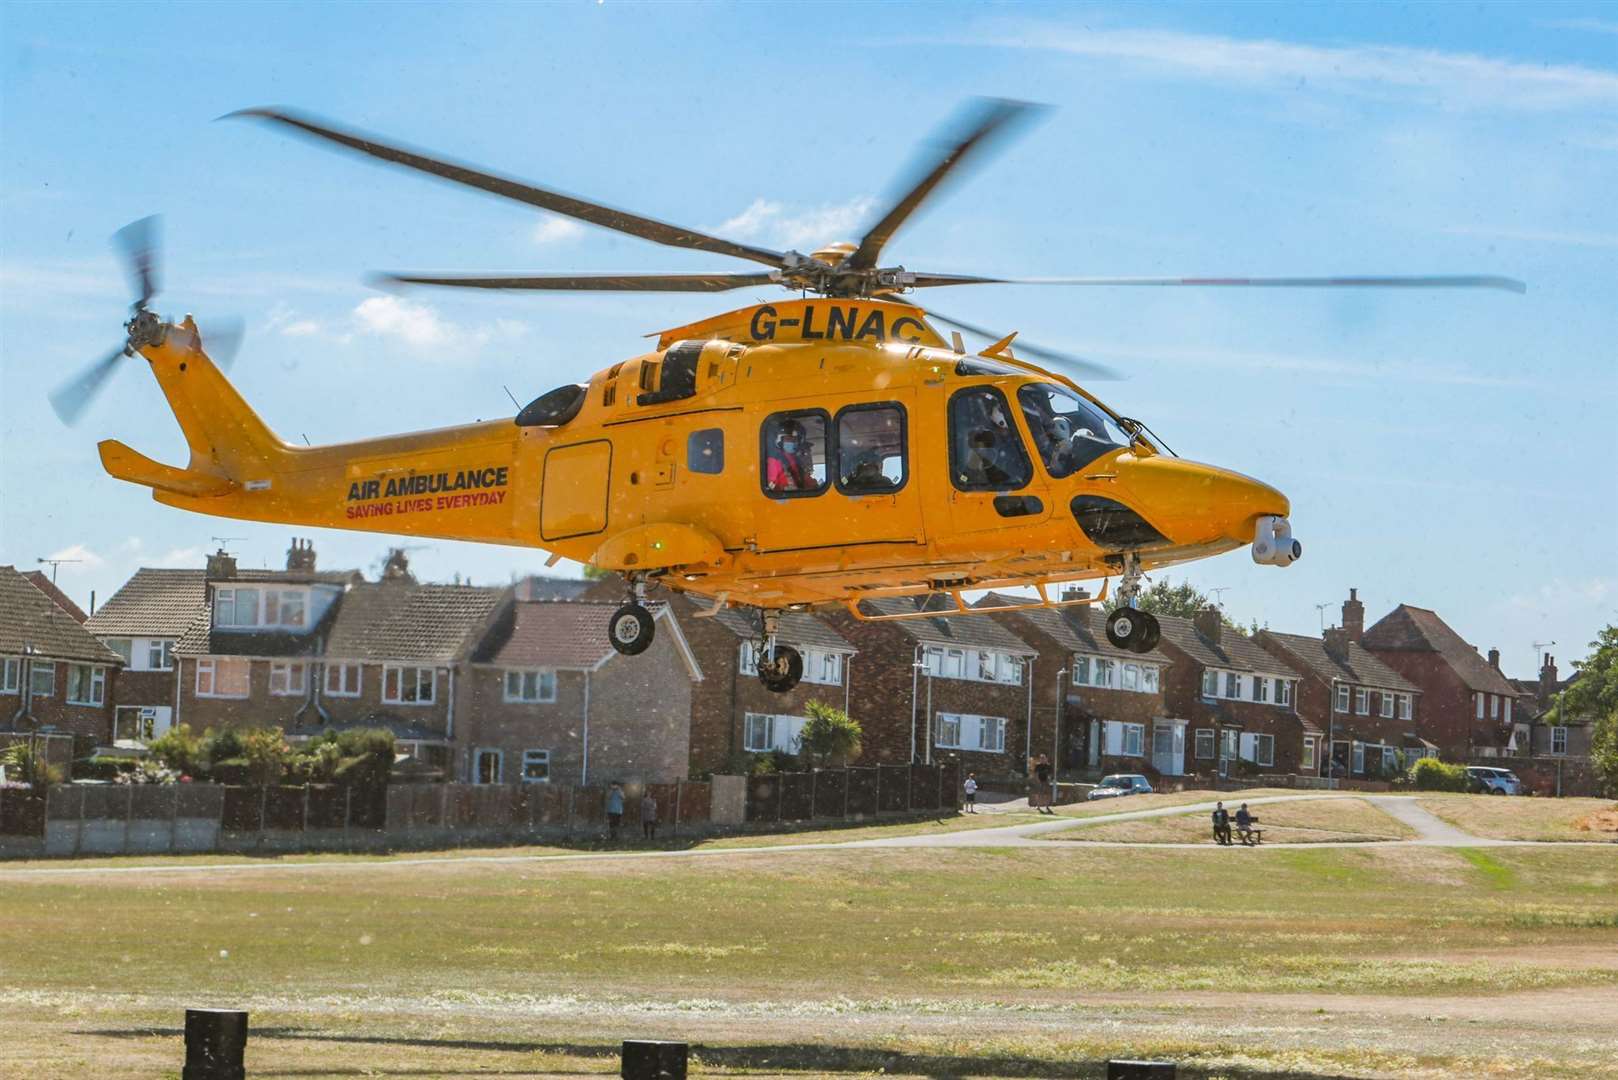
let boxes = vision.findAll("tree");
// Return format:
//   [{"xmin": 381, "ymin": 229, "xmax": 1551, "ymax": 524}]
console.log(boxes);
[
  {"xmin": 1550, "ymin": 625, "xmax": 1618, "ymax": 796},
  {"xmin": 798, "ymin": 700, "xmax": 863, "ymax": 767},
  {"xmin": 1103, "ymin": 577, "xmax": 1256, "ymax": 632}
]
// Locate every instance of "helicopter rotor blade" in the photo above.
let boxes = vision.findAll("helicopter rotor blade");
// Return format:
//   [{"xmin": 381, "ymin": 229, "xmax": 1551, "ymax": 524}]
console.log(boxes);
[
  {"xmin": 49, "ymin": 346, "xmax": 125, "ymax": 426},
  {"xmin": 201, "ymin": 316, "xmax": 247, "ymax": 371},
  {"xmin": 113, "ymin": 214, "xmax": 162, "ymax": 307},
  {"xmin": 376, "ymin": 270, "xmax": 781, "ymax": 293},
  {"xmin": 915, "ymin": 304, "xmax": 1122, "ymax": 382},
  {"xmin": 846, "ymin": 99, "xmax": 1046, "ymax": 272},
  {"xmin": 909, "ymin": 273, "xmax": 1528, "ymax": 293},
  {"xmin": 227, "ymin": 107, "xmax": 790, "ymax": 270}
]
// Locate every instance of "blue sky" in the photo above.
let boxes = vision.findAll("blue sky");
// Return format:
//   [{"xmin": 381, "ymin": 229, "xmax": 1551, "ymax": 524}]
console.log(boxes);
[{"xmin": 2, "ymin": 1, "xmax": 1614, "ymax": 678}]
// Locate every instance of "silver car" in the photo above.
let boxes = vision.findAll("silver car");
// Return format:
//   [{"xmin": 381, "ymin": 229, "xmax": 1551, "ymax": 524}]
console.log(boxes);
[
  {"xmin": 1466, "ymin": 766, "xmax": 1524, "ymax": 796},
  {"xmin": 1086, "ymin": 774, "xmax": 1155, "ymax": 801}
]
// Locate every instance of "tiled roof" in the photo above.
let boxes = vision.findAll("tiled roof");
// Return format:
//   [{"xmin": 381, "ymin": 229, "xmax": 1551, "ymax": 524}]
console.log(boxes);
[
  {"xmin": 84, "ymin": 569, "xmax": 208, "ymax": 638},
  {"xmin": 226, "ymin": 567, "xmax": 362, "ymax": 585},
  {"xmin": 710, "ymin": 606, "xmax": 853, "ymax": 653},
  {"xmin": 478, "ymin": 600, "xmax": 628, "ymax": 668},
  {"xmin": 518, "ymin": 575, "xmax": 593, "ymax": 601},
  {"xmin": 861, "ymin": 597, "xmax": 1037, "ymax": 654},
  {"xmin": 1259, "ymin": 631, "xmax": 1418, "ymax": 693},
  {"xmin": 1153, "ymin": 613, "xmax": 1298, "ymax": 677},
  {"xmin": 325, "ymin": 583, "xmax": 507, "ymax": 664},
  {"xmin": 1361, "ymin": 605, "xmax": 1517, "ymax": 696},
  {"xmin": 0, "ymin": 566, "xmax": 122, "ymax": 664},
  {"xmin": 24, "ymin": 572, "xmax": 87, "ymax": 623},
  {"xmin": 978, "ymin": 593, "xmax": 1171, "ymax": 663},
  {"xmin": 174, "ymin": 608, "xmax": 335, "ymax": 659}
]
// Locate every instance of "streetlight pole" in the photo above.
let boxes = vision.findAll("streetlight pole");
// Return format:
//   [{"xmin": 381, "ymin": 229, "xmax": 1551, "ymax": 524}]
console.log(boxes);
[{"xmin": 1053, "ymin": 667, "xmax": 1067, "ymax": 804}]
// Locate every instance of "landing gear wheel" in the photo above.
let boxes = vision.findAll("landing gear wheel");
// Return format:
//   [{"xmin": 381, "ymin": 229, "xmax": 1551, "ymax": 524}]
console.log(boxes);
[
  {"xmin": 1133, "ymin": 612, "xmax": 1161, "ymax": 654},
  {"xmin": 757, "ymin": 644, "xmax": 803, "ymax": 693},
  {"xmin": 608, "ymin": 603, "xmax": 655, "ymax": 656},
  {"xmin": 1105, "ymin": 608, "xmax": 1140, "ymax": 650}
]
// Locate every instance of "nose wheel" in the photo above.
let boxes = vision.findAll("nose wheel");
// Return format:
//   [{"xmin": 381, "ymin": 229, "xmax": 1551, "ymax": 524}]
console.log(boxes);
[
  {"xmin": 608, "ymin": 575, "xmax": 657, "ymax": 656},
  {"xmin": 757, "ymin": 644, "xmax": 803, "ymax": 693},
  {"xmin": 1105, "ymin": 607, "xmax": 1161, "ymax": 654}
]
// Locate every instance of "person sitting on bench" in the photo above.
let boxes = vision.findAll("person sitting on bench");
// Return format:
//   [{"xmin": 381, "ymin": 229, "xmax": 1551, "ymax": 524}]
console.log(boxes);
[
  {"xmin": 1234, "ymin": 803, "xmax": 1259, "ymax": 845},
  {"xmin": 1211, "ymin": 801, "xmax": 1232, "ymax": 845}
]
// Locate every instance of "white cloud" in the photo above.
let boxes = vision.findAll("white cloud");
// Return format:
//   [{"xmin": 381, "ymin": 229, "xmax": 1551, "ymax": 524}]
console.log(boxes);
[
  {"xmin": 43, "ymin": 543, "xmax": 105, "ymax": 570},
  {"xmin": 351, "ymin": 296, "xmax": 526, "ymax": 356},
  {"xmin": 964, "ymin": 25, "xmax": 1618, "ymax": 111},
  {"xmin": 717, "ymin": 196, "xmax": 878, "ymax": 250},
  {"xmin": 532, "ymin": 214, "xmax": 585, "ymax": 245},
  {"xmin": 265, "ymin": 303, "xmax": 324, "ymax": 338},
  {"xmin": 1539, "ymin": 17, "xmax": 1618, "ymax": 37}
]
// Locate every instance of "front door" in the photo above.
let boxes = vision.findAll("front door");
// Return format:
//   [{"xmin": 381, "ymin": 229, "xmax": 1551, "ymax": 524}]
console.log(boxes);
[{"xmin": 1152, "ymin": 721, "xmax": 1185, "ymax": 776}]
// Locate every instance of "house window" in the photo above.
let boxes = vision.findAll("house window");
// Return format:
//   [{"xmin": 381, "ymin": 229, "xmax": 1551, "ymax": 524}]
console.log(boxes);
[
  {"xmin": 1277, "ymin": 679, "xmax": 1292, "ymax": 707},
  {"xmin": 1302, "ymin": 738, "xmax": 1316, "ymax": 771},
  {"xmin": 1074, "ymin": 656, "xmax": 1091, "ymax": 686},
  {"xmin": 1122, "ymin": 663, "xmax": 1140, "ymax": 691},
  {"xmin": 1201, "ymin": 670, "xmax": 1218, "ymax": 699},
  {"xmin": 1382, "ymin": 746, "xmax": 1399, "ymax": 772},
  {"xmin": 28, "ymin": 660, "xmax": 56, "ymax": 698},
  {"xmin": 521, "ymin": 749, "xmax": 551, "ymax": 783},
  {"xmin": 383, "ymin": 665, "xmax": 436, "ymax": 705},
  {"xmin": 1194, "ymin": 728, "xmax": 1215, "ymax": 760},
  {"xmin": 1253, "ymin": 676, "xmax": 1268, "ymax": 703},
  {"xmin": 1354, "ymin": 688, "xmax": 1369, "ymax": 715},
  {"xmin": 504, "ymin": 669, "xmax": 557, "ymax": 703},
  {"xmin": 1380, "ymin": 692, "xmax": 1394, "ymax": 718},
  {"xmin": 1220, "ymin": 728, "xmax": 1239, "ymax": 760},
  {"xmin": 269, "ymin": 661, "xmax": 307, "ymax": 697},
  {"xmin": 325, "ymin": 663, "xmax": 362, "ymax": 697},
  {"xmin": 1255, "ymin": 733, "xmax": 1275, "ymax": 767},
  {"xmin": 1397, "ymin": 694, "xmax": 1411, "ymax": 720},
  {"xmin": 687, "ymin": 428, "xmax": 724, "ymax": 475},
  {"xmin": 474, "ymin": 749, "xmax": 502, "ymax": 785},
  {"xmin": 975, "ymin": 651, "xmax": 1023, "ymax": 686},
  {"xmin": 835, "ymin": 402, "xmax": 908, "ymax": 495},
  {"xmin": 1551, "ymin": 727, "xmax": 1568, "ymax": 755},
  {"xmin": 761, "ymin": 410, "xmax": 829, "ymax": 498},
  {"xmin": 816, "ymin": 652, "xmax": 843, "ymax": 686},
  {"xmin": 263, "ymin": 589, "xmax": 307, "ymax": 628},
  {"xmin": 1095, "ymin": 659, "xmax": 1115, "ymax": 689},
  {"xmin": 1351, "ymin": 741, "xmax": 1366, "ymax": 775},
  {"xmin": 147, "ymin": 639, "xmax": 175, "ymax": 671},
  {"xmin": 948, "ymin": 385, "xmax": 1032, "ymax": 491},
  {"xmin": 936, "ymin": 714, "xmax": 1008, "ymax": 753},
  {"xmin": 195, "ymin": 657, "xmax": 249, "ymax": 698},
  {"xmin": 1489, "ymin": 694, "xmax": 1499, "ymax": 719},
  {"xmin": 0, "ymin": 657, "xmax": 18, "ymax": 694},
  {"xmin": 1336, "ymin": 684, "xmax": 1350, "ymax": 713},
  {"xmin": 1142, "ymin": 665, "xmax": 1160, "ymax": 694},
  {"xmin": 1475, "ymin": 693, "xmax": 1484, "ymax": 720},
  {"xmin": 743, "ymin": 712, "xmax": 807, "ymax": 754},
  {"xmin": 213, "ymin": 587, "xmax": 259, "ymax": 627},
  {"xmin": 106, "ymin": 638, "xmax": 133, "ymax": 664},
  {"xmin": 1225, "ymin": 672, "xmax": 1240, "ymax": 699},
  {"xmin": 66, "ymin": 664, "xmax": 107, "ymax": 706},
  {"xmin": 1503, "ymin": 698, "xmax": 1512, "ymax": 725},
  {"xmin": 1103, "ymin": 721, "xmax": 1145, "ymax": 758}
]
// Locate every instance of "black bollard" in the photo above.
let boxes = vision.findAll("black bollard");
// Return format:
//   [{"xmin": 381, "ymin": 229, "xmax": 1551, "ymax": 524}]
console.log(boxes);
[
  {"xmin": 183, "ymin": 1008, "xmax": 248, "ymax": 1080},
  {"xmin": 1107, "ymin": 1061, "xmax": 1176, "ymax": 1080},
  {"xmin": 621, "ymin": 1039, "xmax": 688, "ymax": 1080}
]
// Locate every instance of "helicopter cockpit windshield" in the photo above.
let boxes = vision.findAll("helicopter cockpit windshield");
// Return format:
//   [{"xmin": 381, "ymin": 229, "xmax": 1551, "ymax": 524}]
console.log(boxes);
[{"xmin": 1018, "ymin": 383, "xmax": 1135, "ymax": 478}]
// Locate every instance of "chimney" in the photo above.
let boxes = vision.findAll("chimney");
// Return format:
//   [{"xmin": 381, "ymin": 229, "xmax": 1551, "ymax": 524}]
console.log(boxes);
[
  {"xmin": 381, "ymin": 548, "xmax": 416, "ymax": 584},
  {"xmin": 206, "ymin": 548, "xmax": 238, "ymax": 580},
  {"xmin": 1539, "ymin": 655, "xmax": 1558, "ymax": 703},
  {"xmin": 1487, "ymin": 647, "xmax": 1501, "ymax": 672},
  {"xmin": 1193, "ymin": 605, "xmax": 1222, "ymax": 644},
  {"xmin": 1342, "ymin": 587, "xmax": 1364, "ymax": 641},
  {"xmin": 286, "ymin": 537, "xmax": 318, "ymax": 573},
  {"xmin": 1060, "ymin": 587, "xmax": 1091, "ymax": 603},
  {"xmin": 1323, "ymin": 626, "xmax": 1352, "ymax": 663}
]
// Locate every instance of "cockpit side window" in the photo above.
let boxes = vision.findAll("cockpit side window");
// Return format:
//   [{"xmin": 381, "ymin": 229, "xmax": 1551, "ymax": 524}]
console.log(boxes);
[
  {"xmin": 1017, "ymin": 383, "xmax": 1127, "ymax": 478},
  {"xmin": 835, "ymin": 403, "xmax": 907, "ymax": 495},
  {"xmin": 761, "ymin": 410, "xmax": 829, "ymax": 499},
  {"xmin": 948, "ymin": 387, "xmax": 1031, "ymax": 492}
]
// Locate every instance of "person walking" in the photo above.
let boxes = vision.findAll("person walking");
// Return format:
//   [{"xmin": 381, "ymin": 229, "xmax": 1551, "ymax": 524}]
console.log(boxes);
[
  {"xmin": 641, "ymin": 790, "xmax": 659, "ymax": 841},
  {"xmin": 606, "ymin": 782, "xmax": 625, "ymax": 841},
  {"xmin": 1033, "ymin": 755, "xmax": 1054, "ymax": 814},
  {"xmin": 1211, "ymin": 800, "xmax": 1231, "ymax": 845},
  {"xmin": 963, "ymin": 773, "xmax": 978, "ymax": 813}
]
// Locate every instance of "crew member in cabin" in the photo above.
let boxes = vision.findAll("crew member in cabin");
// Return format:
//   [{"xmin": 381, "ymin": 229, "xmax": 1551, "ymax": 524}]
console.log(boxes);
[{"xmin": 765, "ymin": 419, "xmax": 817, "ymax": 493}]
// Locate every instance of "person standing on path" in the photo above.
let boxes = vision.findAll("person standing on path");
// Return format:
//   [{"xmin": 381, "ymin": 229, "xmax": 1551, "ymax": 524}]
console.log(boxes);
[
  {"xmin": 1033, "ymin": 755, "xmax": 1054, "ymax": 814},
  {"xmin": 963, "ymin": 773, "xmax": 978, "ymax": 813},
  {"xmin": 606, "ymin": 782, "xmax": 625, "ymax": 842},
  {"xmin": 641, "ymin": 791, "xmax": 659, "ymax": 840}
]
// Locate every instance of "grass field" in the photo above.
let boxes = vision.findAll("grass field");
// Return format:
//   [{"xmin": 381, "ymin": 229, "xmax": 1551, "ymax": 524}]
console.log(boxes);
[
  {"xmin": 1419, "ymin": 795, "xmax": 1618, "ymax": 841},
  {"xmin": 3, "ymin": 824, "xmax": 1618, "ymax": 1078},
  {"xmin": 1054, "ymin": 797, "xmax": 1417, "ymax": 844}
]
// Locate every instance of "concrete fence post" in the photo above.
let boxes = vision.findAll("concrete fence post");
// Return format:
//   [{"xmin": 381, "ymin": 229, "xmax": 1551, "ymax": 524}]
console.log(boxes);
[
  {"xmin": 123, "ymin": 784, "xmax": 135, "ymax": 853},
  {"xmin": 672, "ymin": 781, "xmax": 682, "ymax": 839},
  {"xmin": 182, "ymin": 1008, "xmax": 248, "ymax": 1080},
  {"xmin": 169, "ymin": 784, "xmax": 180, "ymax": 852}
]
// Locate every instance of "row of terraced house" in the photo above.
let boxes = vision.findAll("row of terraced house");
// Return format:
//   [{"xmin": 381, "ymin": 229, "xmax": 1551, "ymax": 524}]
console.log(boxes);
[{"xmin": 0, "ymin": 539, "xmax": 1602, "ymax": 795}]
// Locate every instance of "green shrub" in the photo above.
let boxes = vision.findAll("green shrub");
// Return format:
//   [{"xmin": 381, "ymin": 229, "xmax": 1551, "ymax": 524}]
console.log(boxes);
[
  {"xmin": 149, "ymin": 724, "xmax": 204, "ymax": 778},
  {"xmin": 0, "ymin": 740, "xmax": 62, "ymax": 787},
  {"xmin": 1410, "ymin": 756, "xmax": 1468, "ymax": 791},
  {"xmin": 799, "ymin": 701, "xmax": 863, "ymax": 767},
  {"xmin": 72, "ymin": 756, "xmax": 139, "ymax": 782}
]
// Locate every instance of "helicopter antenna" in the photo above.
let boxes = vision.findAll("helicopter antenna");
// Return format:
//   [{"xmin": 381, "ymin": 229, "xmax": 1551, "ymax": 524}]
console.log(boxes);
[
  {"xmin": 36, "ymin": 557, "xmax": 82, "ymax": 585},
  {"xmin": 502, "ymin": 384, "xmax": 521, "ymax": 409}
]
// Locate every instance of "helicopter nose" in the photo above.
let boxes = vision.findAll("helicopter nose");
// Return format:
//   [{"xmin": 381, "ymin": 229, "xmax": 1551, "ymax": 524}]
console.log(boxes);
[{"xmin": 1102, "ymin": 455, "xmax": 1290, "ymax": 546}]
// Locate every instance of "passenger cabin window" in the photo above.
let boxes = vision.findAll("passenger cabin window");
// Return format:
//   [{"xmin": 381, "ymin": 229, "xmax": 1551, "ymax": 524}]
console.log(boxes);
[
  {"xmin": 1017, "ymin": 383, "xmax": 1131, "ymax": 477},
  {"xmin": 688, "ymin": 428, "xmax": 724, "ymax": 474},
  {"xmin": 761, "ymin": 411, "xmax": 829, "ymax": 498},
  {"xmin": 949, "ymin": 387, "xmax": 1031, "ymax": 491},
  {"xmin": 835, "ymin": 403, "xmax": 907, "ymax": 494}
]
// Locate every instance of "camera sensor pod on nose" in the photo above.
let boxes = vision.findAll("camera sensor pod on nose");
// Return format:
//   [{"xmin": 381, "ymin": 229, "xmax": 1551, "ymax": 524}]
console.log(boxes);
[{"xmin": 1252, "ymin": 515, "xmax": 1301, "ymax": 566}]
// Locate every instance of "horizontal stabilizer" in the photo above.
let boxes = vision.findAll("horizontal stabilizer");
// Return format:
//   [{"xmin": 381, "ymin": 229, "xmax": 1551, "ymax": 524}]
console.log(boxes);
[{"xmin": 98, "ymin": 440, "xmax": 235, "ymax": 498}]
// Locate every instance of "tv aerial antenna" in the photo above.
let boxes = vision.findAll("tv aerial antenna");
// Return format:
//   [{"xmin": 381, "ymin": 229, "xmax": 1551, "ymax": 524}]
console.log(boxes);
[{"xmin": 36, "ymin": 556, "xmax": 81, "ymax": 584}]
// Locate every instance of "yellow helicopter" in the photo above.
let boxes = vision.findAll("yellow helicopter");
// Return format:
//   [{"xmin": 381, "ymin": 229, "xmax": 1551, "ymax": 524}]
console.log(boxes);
[{"xmin": 53, "ymin": 100, "xmax": 1523, "ymax": 693}]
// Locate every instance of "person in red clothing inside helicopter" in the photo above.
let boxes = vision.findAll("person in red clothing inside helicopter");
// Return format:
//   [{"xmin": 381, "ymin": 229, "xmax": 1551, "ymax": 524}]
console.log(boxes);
[{"xmin": 765, "ymin": 417, "xmax": 819, "ymax": 493}]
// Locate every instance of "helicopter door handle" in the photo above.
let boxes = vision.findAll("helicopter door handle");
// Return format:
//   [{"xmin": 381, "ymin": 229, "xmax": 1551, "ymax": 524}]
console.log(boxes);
[{"xmin": 1083, "ymin": 472, "xmax": 1118, "ymax": 481}]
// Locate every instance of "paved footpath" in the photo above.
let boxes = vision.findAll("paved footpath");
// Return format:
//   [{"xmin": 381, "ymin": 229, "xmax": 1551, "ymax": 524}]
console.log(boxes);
[{"xmin": 1, "ymin": 793, "xmax": 1610, "ymax": 879}]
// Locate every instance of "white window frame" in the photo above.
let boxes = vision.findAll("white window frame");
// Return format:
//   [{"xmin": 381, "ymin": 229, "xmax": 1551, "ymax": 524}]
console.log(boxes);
[
  {"xmin": 383, "ymin": 664, "xmax": 436, "ymax": 706},
  {"xmin": 213, "ymin": 586, "xmax": 259, "ymax": 628},
  {"xmin": 503, "ymin": 669, "xmax": 558, "ymax": 704},
  {"xmin": 1074, "ymin": 655, "xmax": 1091, "ymax": 686},
  {"xmin": 1094, "ymin": 658, "xmax": 1116, "ymax": 689},
  {"xmin": 0, "ymin": 657, "xmax": 19, "ymax": 694},
  {"xmin": 1475, "ymin": 693, "xmax": 1485, "ymax": 720},
  {"xmin": 1201, "ymin": 669, "xmax": 1218, "ymax": 699},
  {"xmin": 521, "ymin": 749, "xmax": 551, "ymax": 783},
  {"xmin": 1551, "ymin": 726, "xmax": 1567, "ymax": 756},
  {"xmin": 1503, "ymin": 698, "xmax": 1511, "ymax": 725},
  {"xmin": 473, "ymin": 748, "xmax": 503, "ymax": 785},
  {"xmin": 195, "ymin": 656, "xmax": 250, "ymax": 699},
  {"xmin": 105, "ymin": 638, "xmax": 133, "ymax": 665},
  {"xmin": 324, "ymin": 662, "xmax": 362, "ymax": 697},
  {"xmin": 1194, "ymin": 728, "xmax": 1215, "ymax": 760},
  {"xmin": 1351, "ymin": 741, "xmax": 1366, "ymax": 775},
  {"xmin": 1490, "ymin": 693, "xmax": 1499, "ymax": 719},
  {"xmin": 1336, "ymin": 683, "xmax": 1350, "ymax": 713},
  {"xmin": 1380, "ymin": 691, "xmax": 1394, "ymax": 719},
  {"xmin": 1277, "ymin": 678, "xmax": 1292, "ymax": 707},
  {"xmin": 1255, "ymin": 733, "xmax": 1275, "ymax": 768},
  {"xmin": 66, "ymin": 663, "xmax": 107, "ymax": 706},
  {"xmin": 936, "ymin": 713, "xmax": 1007, "ymax": 753},
  {"xmin": 1142, "ymin": 664, "xmax": 1160, "ymax": 694},
  {"xmin": 1253, "ymin": 676, "xmax": 1268, "ymax": 703},
  {"xmin": 269, "ymin": 660, "xmax": 307, "ymax": 697},
  {"xmin": 1118, "ymin": 722, "xmax": 1145, "ymax": 757},
  {"xmin": 1398, "ymin": 694, "xmax": 1411, "ymax": 721},
  {"xmin": 738, "ymin": 641, "xmax": 759, "ymax": 676},
  {"xmin": 1225, "ymin": 672, "xmax": 1240, "ymax": 699},
  {"xmin": 1121, "ymin": 662, "xmax": 1140, "ymax": 691},
  {"xmin": 28, "ymin": 660, "xmax": 55, "ymax": 698},
  {"xmin": 146, "ymin": 639, "xmax": 175, "ymax": 671},
  {"xmin": 1354, "ymin": 687, "xmax": 1369, "ymax": 715},
  {"xmin": 1302, "ymin": 737, "xmax": 1316, "ymax": 771},
  {"xmin": 743, "ymin": 712, "xmax": 775, "ymax": 752},
  {"xmin": 1220, "ymin": 728, "xmax": 1239, "ymax": 760}
]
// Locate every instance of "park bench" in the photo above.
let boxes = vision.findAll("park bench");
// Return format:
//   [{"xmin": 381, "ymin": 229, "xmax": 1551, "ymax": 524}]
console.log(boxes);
[{"xmin": 1236, "ymin": 824, "xmax": 1263, "ymax": 846}]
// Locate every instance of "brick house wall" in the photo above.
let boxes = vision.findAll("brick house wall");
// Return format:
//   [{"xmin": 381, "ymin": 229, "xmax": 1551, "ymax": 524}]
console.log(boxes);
[
  {"xmin": 1158, "ymin": 650, "xmax": 1307, "ymax": 776},
  {"xmin": 4, "ymin": 657, "xmax": 117, "ymax": 741},
  {"xmin": 176, "ymin": 657, "xmax": 326, "ymax": 731},
  {"xmin": 1360, "ymin": 651, "xmax": 1476, "ymax": 760},
  {"xmin": 1066, "ymin": 682, "xmax": 1171, "ymax": 776}
]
